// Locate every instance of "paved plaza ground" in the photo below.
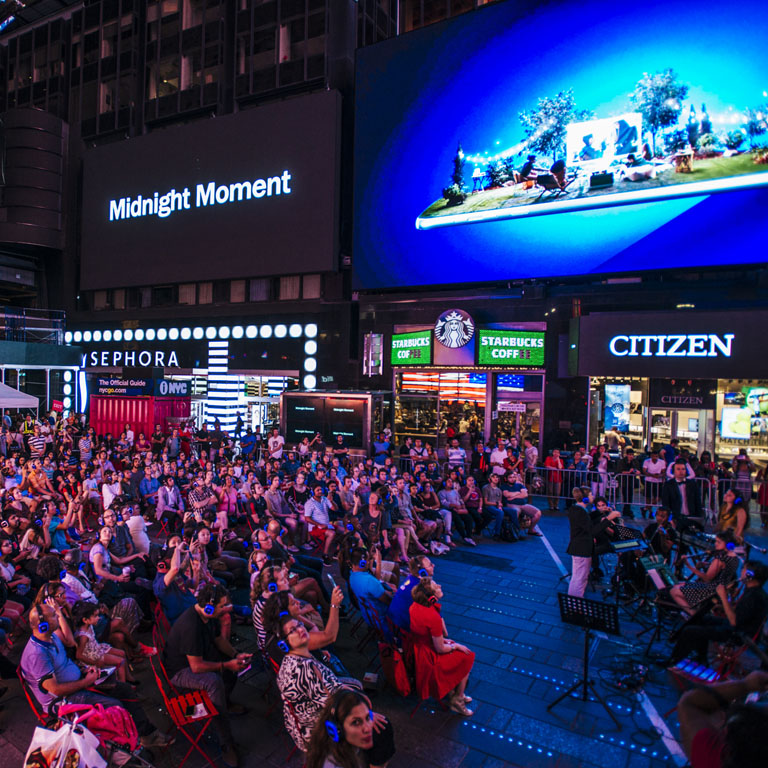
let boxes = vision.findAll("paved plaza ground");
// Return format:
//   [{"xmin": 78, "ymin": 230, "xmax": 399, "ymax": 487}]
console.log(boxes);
[{"xmin": 1, "ymin": 510, "xmax": 766, "ymax": 768}]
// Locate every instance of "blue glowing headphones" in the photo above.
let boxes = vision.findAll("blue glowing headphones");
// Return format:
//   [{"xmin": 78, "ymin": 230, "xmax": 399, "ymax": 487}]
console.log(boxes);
[
  {"xmin": 325, "ymin": 720, "xmax": 341, "ymax": 742},
  {"xmin": 418, "ymin": 568, "xmax": 428, "ymax": 578},
  {"xmin": 726, "ymin": 542, "xmax": 736, "ymax": 551},
  {"xmin": 59, "ymin": 569, "xmax": 67, "ymax": 580},
  {"xmin": 346, "ymin": 523, "xmax": 354, "ymax": 532},
  {"xmin": 253, "ymin": 539, "xmax": 261, "ymax": 549},
  {"xmin": 267, "ymin": 581, "xmax": 278, "ymax": 593},
  {"xmin": 203, "ymin": 601, "xmax": 216, "ymax": 616},
  {"xmin": 358, "ymin": 558, "xmax": 367, "ymax": 569},
  {"xmin": 276, "ymin": 612, "xmax": 290, "ymax": 652},
  {"xmin": 746, "ymin": 568, "xmax": 755, "ymax": 579},
  {"xmin": 38, "ymin": 621, "xmax": 49, "ymax": 633}
]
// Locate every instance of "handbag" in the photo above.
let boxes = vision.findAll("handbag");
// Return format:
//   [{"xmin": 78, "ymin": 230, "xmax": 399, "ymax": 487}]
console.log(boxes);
[
  {"xmin": 378, "ymin": 642, "xmax": 412, "ymax": 697},
  {"xmin": 24, "ymin": 720, "xmax": 106, "ymax": 768}
]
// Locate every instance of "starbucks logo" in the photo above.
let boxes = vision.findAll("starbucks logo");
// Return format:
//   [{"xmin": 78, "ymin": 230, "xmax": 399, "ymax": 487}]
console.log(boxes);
[{"xmin": 435, "ymin": 309, "xmax": 474, "ymax": 349}]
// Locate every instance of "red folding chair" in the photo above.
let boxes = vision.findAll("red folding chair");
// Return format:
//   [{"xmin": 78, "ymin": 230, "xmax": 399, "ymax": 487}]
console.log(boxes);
[
  {"xmin": 17, "ymin": 667, "xmax": 48, "ymax": 724},
  {"xmin": 149, "ymin": 656, "xmax": 219, "ymax": 768}
]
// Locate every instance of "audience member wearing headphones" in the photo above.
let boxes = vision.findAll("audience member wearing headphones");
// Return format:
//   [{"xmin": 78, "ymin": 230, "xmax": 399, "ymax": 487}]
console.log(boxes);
[
  {"xmin": 251, "ymin": 564, "xmax": 290, "ymax": 650},
  {"xmin": 408, "ymin": 577, "xmax": 475, "ymax": 716},
  {"xmin": 20, "ymin": 600, "xmax": 173, "ymax": 749},
  {"xmin": 306, "ymin": 689, "xmax": 396, "ymax": 768},
  {"xmin": 678, "ymin": 670, "xmax": 768, "ymax": 768},
  {"xmin": 261, "ymin": 587, "xmax": 347, "ymax": 673},
  {"xmin": 667, "ymin": 560, "xmax": 768, "ymax": 667},
  {"xmin": 387, "ymin": 555, "xmax": 434, "ymax": 631},
  {"xmin": 271, "ymin": 611, "xmax": 393, "ymax": 757},
  {"xmin": 669, "ymin": 530, "xmax": 741, "ymax": 616},
  {"xmin": 162, "ymin": 582, "xmax": 252, "ymax": 768},
  {"xmin": 348, "ymin": 547, "xmax": 396, "ymax": 612},
  {"xmin": 253, "ymin": 526, "xmax": 328, "ymax": 613},
  {"xmin": 55, "ymin": 549, "xmax": 147, "ymax": 659},
  {"xmin": 152, "ymin": 538, "xmax": 200, "ymax": 622},
  {"xmin": 717, "ymin": 489, "xmax": 750, "ymax": 541}
]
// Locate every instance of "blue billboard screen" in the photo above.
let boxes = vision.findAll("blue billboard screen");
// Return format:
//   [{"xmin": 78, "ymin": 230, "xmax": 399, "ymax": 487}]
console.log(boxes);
[{"xmin": 353, "ymin": 0, "xmax": 768, "ymax": 289}]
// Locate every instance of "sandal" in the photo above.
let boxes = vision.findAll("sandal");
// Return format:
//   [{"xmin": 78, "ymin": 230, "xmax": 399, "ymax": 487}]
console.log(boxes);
[{"xmin": 448, "ymin": 695, "xmax": 474, "ymax": 716}]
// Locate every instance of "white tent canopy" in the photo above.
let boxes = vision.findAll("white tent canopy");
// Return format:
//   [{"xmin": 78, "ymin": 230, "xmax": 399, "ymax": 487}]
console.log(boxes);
[{"xmin": 0, "ymin": 381, "xmax": 39, "ymax": 409}]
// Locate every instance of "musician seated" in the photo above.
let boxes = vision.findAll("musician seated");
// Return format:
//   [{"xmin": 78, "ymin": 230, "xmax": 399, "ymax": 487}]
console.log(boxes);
[
  {"xmin": 667, "ymin": 561, "xmax": 768, "ymax": 667},
  {"xmin": 717, "ymin": 490, "xmax": 749, "ymax": 541},
  {"xmin": 644, "ymin": 507, "xmax": 678, "ymax": 562},
  {"xmin": 589, "ymin": 496, "xmax": 618, "ymax": 577},
  {"xmin": 669, "ymin": 531, "xmax": 741, "ymax": 616}
]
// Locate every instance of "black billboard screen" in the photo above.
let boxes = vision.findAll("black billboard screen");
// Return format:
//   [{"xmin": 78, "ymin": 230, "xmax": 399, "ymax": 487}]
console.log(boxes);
[
  {"xmin": 81, "ymin": 91, "xmax": 340, "ymax": 290},
  {"xmin": 326, "ymin": 398, "xmax": 365, "ymax": 446}
]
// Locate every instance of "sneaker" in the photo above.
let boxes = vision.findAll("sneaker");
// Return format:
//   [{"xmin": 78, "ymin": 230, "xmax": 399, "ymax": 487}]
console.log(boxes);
[
  {"xmin": 463, "ymin": 537, "xmax": 476, "ymax": 547},
  {"xmin": 527, "ymin": 530, "xmax": 543, "ymax": 537},
  {"xmin": 138, "ymin": 643, "xmax": 157, "ymax": 657},
  {"xmin": 462, "ymin": 694, "xmax": 473, "ymax": 703},
  {"xmin": 141, "ymin": 729, "xmax": 175, "ymax": 748},
  {"xmin": 301, "ymin": 542, "xmax": 316, "ymax": 551}
]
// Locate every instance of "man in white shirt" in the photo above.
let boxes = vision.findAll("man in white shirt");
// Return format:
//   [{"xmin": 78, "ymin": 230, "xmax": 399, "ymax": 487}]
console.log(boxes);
[
  {"xmin": 101, "ymin": 471, "xmax": 123, "ymax": 510},
  {"xmin": 124, "ymin": 506, "xmax": 151, "ymax": 554},
  {"xmin": 641, "ymin": 448, "xmax": 666, "ymax": 517},
  {"xmin": 489, "ymin": 438, "xmax": 508, "ymax": 476},
  {"xmin": 303, "ymin": 485, "xmax": 337, "ymax": 556},
  {"xmin": 267, "ymin": 428, "xmax": 285, "ymax": 460},
  {"xmin": 446, "ymin": 438, "xmax": 467, "ymax": 470}
]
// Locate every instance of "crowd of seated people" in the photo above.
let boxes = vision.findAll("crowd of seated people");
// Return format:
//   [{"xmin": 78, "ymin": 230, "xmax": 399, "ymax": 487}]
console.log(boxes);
[{"xmin": 3, "ymin": 410, "xmax": 767, "ymax": 768}]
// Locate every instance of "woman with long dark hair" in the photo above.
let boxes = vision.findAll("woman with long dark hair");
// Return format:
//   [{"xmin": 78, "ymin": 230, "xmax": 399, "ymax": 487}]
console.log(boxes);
[{"xmin": 305, "ymin": 689, "xmax": 394, "ymax": 768}]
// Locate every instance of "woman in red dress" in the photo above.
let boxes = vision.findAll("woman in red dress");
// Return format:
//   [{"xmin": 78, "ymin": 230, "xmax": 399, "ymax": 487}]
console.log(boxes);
[{"xmin": 408, "ymin": 578, "xmax": 475, "ymax": 715}]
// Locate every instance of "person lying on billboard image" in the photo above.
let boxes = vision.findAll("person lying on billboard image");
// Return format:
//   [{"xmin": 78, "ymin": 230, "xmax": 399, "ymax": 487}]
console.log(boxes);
[{"xmin": 416, "ymin": 70, "xmax": 768, "ymax": 229}]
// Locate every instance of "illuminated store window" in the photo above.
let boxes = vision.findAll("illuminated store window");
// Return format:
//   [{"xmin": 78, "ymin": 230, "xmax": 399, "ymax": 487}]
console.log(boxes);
[
  {"xmin": 279, "ymin": 276, "xmax": 300, "ymax": 301},
  {"xmin": 302, "ymin": 274, "xmax": 321, "ymax": 300},
  {"xmin": 249, "ymin": 278, "xmax": 270, "ymax": 302},
  {"xmin": 198, "ymin": 282, "xmax": 213, "ymax": 304},
  {"xmin": 230, "ymin": 280, "xmax": 246, "ymax": 303},
  {"xmin": 93, "ymin": 291, "xmax": 109, "ymax": 310},
  {"xmin": 179, "ymin": 283, "xmax": 197, "ymax": 305}
]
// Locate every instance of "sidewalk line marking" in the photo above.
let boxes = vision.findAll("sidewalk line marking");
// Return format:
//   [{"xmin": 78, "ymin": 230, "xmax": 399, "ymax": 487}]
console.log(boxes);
[{"xmin": 539, "ymin": 530, "xmax": 569, "ymax": 577}]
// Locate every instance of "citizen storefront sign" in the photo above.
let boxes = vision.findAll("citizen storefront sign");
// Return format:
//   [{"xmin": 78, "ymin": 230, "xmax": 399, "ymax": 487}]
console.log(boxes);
[
  {"xmin": 575, "ymin": 311, "xmax": 768, "ymax": 378},
  {"xmin": 649, "ymin": 379, "xmax": 717, "ymax": 410},
  {"xmin": 608, "ymin": 334, "xmax": 734, "ymax": 358}
]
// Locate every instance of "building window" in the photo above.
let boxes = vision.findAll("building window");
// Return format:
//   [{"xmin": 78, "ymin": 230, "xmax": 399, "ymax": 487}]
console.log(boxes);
[
  {"xmin": 249, "ymin": 278, "xmax": 269, "ymax": 302},
  {"xmin": 230, "ymin": 280, "xmax": 246, "ymax": 303},
  {"xmin": 94, "ymin": 290, "xmax": 109, "ymax": 310},
  {"xmin": 179, "ymin": 283, "xmax": 197, "ymax": 304},
  {"xmin": 113, "ymin": 289, "xmax": 126, "ymax": 310},
  {"xmin": 279, "ymin": 275, "xmax": 300, "ymax": 301},
  {"xmin": 198, "ymin": 281, "xmax": 213, "ymax": 304},
  {"xmin": 302, "ymin": 274, "xmax": 321, "ymax": 299},
  {"xmin": 141, "ymin": 287, "xmax": 152, "ymax": 308}
]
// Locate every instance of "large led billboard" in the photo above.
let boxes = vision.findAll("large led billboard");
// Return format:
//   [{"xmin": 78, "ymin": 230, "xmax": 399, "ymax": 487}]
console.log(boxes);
[
  {"xmin": 81, "ymin": 91, "xmax": 340, "ymax": 289},
  {"xmin": 353, "ymin": 0, "xmax": 768, "ymax": 289}
]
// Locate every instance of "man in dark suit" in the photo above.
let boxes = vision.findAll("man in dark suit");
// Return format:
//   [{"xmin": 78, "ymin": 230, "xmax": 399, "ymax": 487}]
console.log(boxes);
[
  {"xmin": 566, "ymin": 488, "xmax": 620, "ymax": 597},
  {"xmin": 661, "ymin": 460, "xmax": 703, "ymax": 530}
]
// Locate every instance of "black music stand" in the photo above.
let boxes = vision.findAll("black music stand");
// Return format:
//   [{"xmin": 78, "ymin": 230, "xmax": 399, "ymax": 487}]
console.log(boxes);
[{"xmin": 547, "ymin": 593, "xmax": 621, "ymax": 727}]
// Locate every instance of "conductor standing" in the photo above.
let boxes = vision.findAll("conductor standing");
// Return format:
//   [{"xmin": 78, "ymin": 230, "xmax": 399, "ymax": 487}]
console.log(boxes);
[{"xmin": 566, "ymin": 488, "xmax": 621, "ymax": 597}]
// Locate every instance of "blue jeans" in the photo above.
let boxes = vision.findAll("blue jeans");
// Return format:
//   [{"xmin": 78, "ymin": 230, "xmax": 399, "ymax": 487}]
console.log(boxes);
[{"xmin": 485, "ymin": 505, "xmax": 504, "ymax": 535}]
